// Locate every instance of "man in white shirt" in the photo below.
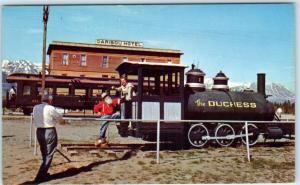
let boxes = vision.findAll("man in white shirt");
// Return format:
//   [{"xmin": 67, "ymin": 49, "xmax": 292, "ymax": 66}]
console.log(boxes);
[
  {"xmin": 33, "ymin": 95, "xmax": 62, "ymax": 182},
  {"xmin": 112, "ymin": 76, "xmax": 135, "ymax": 119},
  {"xmin": 112, "ymin": 76, "xmax": 135, "ymax": 101}
]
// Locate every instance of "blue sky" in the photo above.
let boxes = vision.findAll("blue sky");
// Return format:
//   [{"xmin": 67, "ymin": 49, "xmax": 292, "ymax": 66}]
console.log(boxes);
[{"xmin": 2, "ymin": 4, "xmax": 295, "ymax": 91}]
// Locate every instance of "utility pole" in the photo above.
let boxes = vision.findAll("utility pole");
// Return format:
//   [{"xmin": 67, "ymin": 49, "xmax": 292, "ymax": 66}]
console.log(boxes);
[{"xmin": 41, "ymin": 5, "xmax": 49, "ymax": 101}]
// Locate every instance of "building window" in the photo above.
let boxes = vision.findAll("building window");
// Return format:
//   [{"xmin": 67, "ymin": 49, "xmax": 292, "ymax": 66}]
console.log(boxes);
[
  {"xmin": 102, "ymin": 56, "xmax": 109, "ymax": 68},
  {"xmin": 75, "ymin": 89, "xmax": 86, "ymax": 96},
  {"xmin": 102, "ymin": 75, "xmax": 108, "ymax": 78},
  {"xmin": 56, "ymin": 88, "xmax": 69, "ymax": 96},
  {"xmin": 93, "ymin": 89, "xmax": 102, "ymax": 97},
  {"xmin": 23, "ymin": 85, "xmax": 31, "ymax": 95},
  {"xmin": 140, "ymin": 58, "xmax": 146, "ymax": 62},
  {"xmin": 80, "ymin": 54, "xmax": 87, "ymax": 66},
  {"xmin": 62, "ymin": 53, "xmax": 68, "ymax": 65},
  {"xmin": 123, "ymin": 57, "xmax": 128, "ymax": 62}
]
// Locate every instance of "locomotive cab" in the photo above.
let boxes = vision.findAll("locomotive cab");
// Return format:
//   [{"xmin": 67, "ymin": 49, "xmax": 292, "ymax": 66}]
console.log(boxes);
[{"xmin": 115, "ymin": 61, "xmax": 187, "ymax": 141}]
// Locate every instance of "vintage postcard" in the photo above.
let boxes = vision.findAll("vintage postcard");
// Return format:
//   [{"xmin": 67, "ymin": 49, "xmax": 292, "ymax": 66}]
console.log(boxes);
[{"xmin": 1, "ymin": 3, "xmax": 295, "ymax": 184}]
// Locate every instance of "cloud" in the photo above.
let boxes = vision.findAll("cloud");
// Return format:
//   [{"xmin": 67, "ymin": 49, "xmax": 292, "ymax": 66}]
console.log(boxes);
[{"xmin": 27, "ymin": 28, "xmax": 43, "ymax": 34}]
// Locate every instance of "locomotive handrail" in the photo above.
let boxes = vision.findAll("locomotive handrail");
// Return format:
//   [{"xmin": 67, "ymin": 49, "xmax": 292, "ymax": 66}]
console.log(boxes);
[
  {"xmin": 60, "ymin": 117, "xmax": 295, "ymax": 124},
  {"xmin": 29, "ymin": 115, "xmax": 295, "ymax": 164}
]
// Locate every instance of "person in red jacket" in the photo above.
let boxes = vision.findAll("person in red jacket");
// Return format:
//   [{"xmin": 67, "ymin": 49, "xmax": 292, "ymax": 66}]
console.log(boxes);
[{"xmin": 94, "ymin": 92, "xmax": 120, "ymax": 146}]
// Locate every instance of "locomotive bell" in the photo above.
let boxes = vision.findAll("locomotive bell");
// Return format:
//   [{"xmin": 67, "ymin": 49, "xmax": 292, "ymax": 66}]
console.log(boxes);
[
  {"xmin": 212, "ymin": 71, "xmax": 229, "ymax": 91},
  {"xmin": 185, "ymin": 64, "xmax": 206, "ymax": 92}
]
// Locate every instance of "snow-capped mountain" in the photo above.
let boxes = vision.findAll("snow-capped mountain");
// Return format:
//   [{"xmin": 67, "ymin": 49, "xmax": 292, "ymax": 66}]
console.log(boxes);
[
  {"xmin": 204, "ymin": 77, "xmax": 294, "ymax": 103},
  {"xmin": 2, "ymin": 59, "xmax": 41, "ymax": 97},
  {"xmin": 204, "ymin": 78, "xmax": 252, "ymax": 90},
  {"xmin": 249, "ymin": 83, "xmax": 295, "ymax": 103},
  {"xmin": 2, "ymin": 59, "xmax": 41, "ymax": 75}
]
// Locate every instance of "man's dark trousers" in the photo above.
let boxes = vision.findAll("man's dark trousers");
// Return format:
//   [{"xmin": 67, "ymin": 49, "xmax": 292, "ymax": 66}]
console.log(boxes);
[{"xmin": 35, "ymin": 127, "xmax": 57, "ymax": 181}]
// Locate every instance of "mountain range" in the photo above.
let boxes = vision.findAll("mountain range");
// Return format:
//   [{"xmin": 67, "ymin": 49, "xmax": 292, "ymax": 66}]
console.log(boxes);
[
  {"xmin": 1, "ymin": 59, "xmax": 295, "ymax": 103},
  {"xmin": 204, "ymin": 78, "xmax": 295, "ymax": 103}
]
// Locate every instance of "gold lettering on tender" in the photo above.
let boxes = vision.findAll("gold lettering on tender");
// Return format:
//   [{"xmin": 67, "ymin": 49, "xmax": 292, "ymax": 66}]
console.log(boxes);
[
  {"xmin": 223, "ymin": 101, "xmax": 230, "ymax": 107},
  {"xmin": 208, "ymin": 101, "xmax": 215, "ymax": 106},
  {"xmin": 236, "ymin": 102, "xmax": 243, "ymax": 108},
  {"xmin": 195, "ymin": 99, "xmax": 200, "ymax": 106},
  {"xmin": 216, "ymin": 101, "xmax": 222, "ymax": 107},
  {"xmin": 195, "ymin": 99, "xmax": 206, "ymax": 107},
  {"xmin": 250, "ymin": 103, "xmax": 257, "ymax": 108},
  {"xmin": 243, "ymin": 102, "xmax": 250, "ymax": 108}
]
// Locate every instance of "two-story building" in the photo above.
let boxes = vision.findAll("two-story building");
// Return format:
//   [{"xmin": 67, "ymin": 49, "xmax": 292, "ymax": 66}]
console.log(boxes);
[{"xmin": 47, "ymin": 39, "xmax": 183, "ymax": 78}]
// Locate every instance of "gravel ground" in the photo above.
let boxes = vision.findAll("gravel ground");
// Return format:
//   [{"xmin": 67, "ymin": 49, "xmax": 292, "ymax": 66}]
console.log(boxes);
[{"xmin": 2, "ymin": 116, "xmax": 295, "ymax": 184}]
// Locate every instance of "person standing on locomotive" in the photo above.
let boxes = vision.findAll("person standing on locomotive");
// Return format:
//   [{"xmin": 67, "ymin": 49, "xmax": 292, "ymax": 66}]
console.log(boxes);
[
  {"xmin": 94, "ymin": 92, "xmax": 120, "ymax": 147},
  {"xmin": 112, "ymin": 75, "xmax": 135, "ymax": 101},
  {"xmin": 112, "ymin": 75, "xmax": 135, "ymax": 118}
]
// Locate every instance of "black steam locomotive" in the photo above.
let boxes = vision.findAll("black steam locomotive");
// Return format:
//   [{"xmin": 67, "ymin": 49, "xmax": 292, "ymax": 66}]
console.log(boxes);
[
  {"xmin": 115, "ymin": 62, "xmax": 294, "ymax": 148},
  {"xmin": 5, "ymin": 61, "xmax": 294, "ymax": 148}
]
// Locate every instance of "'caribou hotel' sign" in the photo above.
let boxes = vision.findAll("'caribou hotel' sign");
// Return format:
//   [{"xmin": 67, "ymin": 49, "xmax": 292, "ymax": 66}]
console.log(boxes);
[{"xmin": 96, "ymin": 39, "xmax": 144, "ymax": 48}]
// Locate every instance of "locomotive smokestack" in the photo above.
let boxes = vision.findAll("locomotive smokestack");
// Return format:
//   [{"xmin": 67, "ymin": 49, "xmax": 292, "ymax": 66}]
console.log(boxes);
[{"xmin": 257, "ymin": 73, "xmax": 266, "ymax": 96}]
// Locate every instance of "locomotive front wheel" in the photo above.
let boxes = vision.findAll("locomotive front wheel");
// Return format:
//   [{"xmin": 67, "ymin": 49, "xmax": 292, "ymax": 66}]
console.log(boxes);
[
  {"xmin": 188, "ymin": 123, "xmax": 209, "ymax": 148},
  {"xmin": 215, "ymin": 124, "xmax": 235, "ymax": 147},
  {"xmin": 240, "ymin": 124, "xmax": 259, "ymax": 146}
]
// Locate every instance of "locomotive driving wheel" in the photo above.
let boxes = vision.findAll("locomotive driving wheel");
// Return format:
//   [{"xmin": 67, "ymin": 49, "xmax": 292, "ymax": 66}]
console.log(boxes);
[
  {"xmin": 215, "ymin": 123, "xmax": 235, "ymax": 147},
  {"xmin": 188, "ymin": 123, "xmax": 209, "ymax": 148},
  {"xmin": 240, "ymin": 124, "xmax": 260, "ymax": 146}
]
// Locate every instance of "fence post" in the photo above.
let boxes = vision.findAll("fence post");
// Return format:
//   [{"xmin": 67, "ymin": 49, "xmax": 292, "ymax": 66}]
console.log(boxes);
[
  {"xmin": 107, "ymin": 120, "xmax": 109, "ymax": 141},
  {"xmin": 245, "ymin": 121, "xmax": 251, "ymax": 162},
  {"xmin": 29, "ymin": 113, "xmax": 33, "ymax": 147},
  {"xmin": 34, "ymin": 127, "xmax": 37, "ymax": 155},
  {"xmin": 156, "ymin": 119, "xmax": 160, "ymax": 164}
]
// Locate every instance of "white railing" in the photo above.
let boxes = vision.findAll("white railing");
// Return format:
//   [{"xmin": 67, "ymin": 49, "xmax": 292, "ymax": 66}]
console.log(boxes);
[{"xmin": 29, "ymin": 114, "xmax": 294, "ymax": 163}]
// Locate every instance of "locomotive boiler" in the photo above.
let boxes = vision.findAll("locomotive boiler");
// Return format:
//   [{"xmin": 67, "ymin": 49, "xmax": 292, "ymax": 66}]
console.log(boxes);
[{"xmin": 115, "ymin": 62, "xmax": 294, "ymax": 148}]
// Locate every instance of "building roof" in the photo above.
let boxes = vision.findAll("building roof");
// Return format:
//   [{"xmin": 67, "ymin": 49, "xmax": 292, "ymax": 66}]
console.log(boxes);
[
  {"xmin": 6, "ymin": 73, "xmax": 120, "ymax": 85},
  {"xmin": 116, "ymin": 61, "xmax": 187, "ymax": 75},
  {"xmin": 47, "ymin": 41, "xmax": 183, "ymax": 55},
  {"xmin": 119, "ymin": 61, "xmax": 187, "ymax": 68}
]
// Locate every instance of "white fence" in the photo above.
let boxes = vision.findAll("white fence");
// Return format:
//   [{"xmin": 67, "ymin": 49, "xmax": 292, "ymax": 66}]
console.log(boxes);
[{"xmin": 29, "ymin": 115, "xmax": 294, "ymax": 164}]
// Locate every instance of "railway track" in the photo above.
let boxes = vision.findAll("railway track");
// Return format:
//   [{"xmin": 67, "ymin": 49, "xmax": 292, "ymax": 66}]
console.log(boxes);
[
  {"xmin": 56, "ymin": 141, "xmax": 294, "ymax": 163},
  {"xmin": 60, "ymin": 140, "xmax": 294, "ymax": 153},
  {"xmin": 60, "ymin": 143, "xmax": 157, "ymax": 152}
]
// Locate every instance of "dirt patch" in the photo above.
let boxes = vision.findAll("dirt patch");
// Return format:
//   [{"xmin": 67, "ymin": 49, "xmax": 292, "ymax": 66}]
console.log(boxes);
[{"xmin": 2, "ymin": 117, "xmax": 295, "ymax": 184}]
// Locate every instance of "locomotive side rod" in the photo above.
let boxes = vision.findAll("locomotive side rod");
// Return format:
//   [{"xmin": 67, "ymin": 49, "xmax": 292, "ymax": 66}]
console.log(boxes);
[{"xmin": 202, "ymin": 133, "xmax": 254, "ymax": 140}]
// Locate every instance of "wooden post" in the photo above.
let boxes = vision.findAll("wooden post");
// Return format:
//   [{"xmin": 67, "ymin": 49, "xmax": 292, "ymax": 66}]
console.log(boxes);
[
  {"xmin": 180, "ymin": 70, "xmax": 185, "ymax": 119},
  {"xmin": 154, "ymin": 74, "xmax": 160, "ymax": 95},
  {"xmin": 168, "ymin": 72, "xmax": 172, "ymax": 95},
  {"xmin": 163, "ymin": 74, "xmax": 165, "ymax": 95},
  {"xmin": 175, "ymin": 72, "xmax": 178, "ymax": 89},
  {"xmin": 137, "ymin": 67, "xmax": 143, "ymax": 119},
  {"xmin": 41, "ymin": 5, "xmax": 49, "ymax": 101}
]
